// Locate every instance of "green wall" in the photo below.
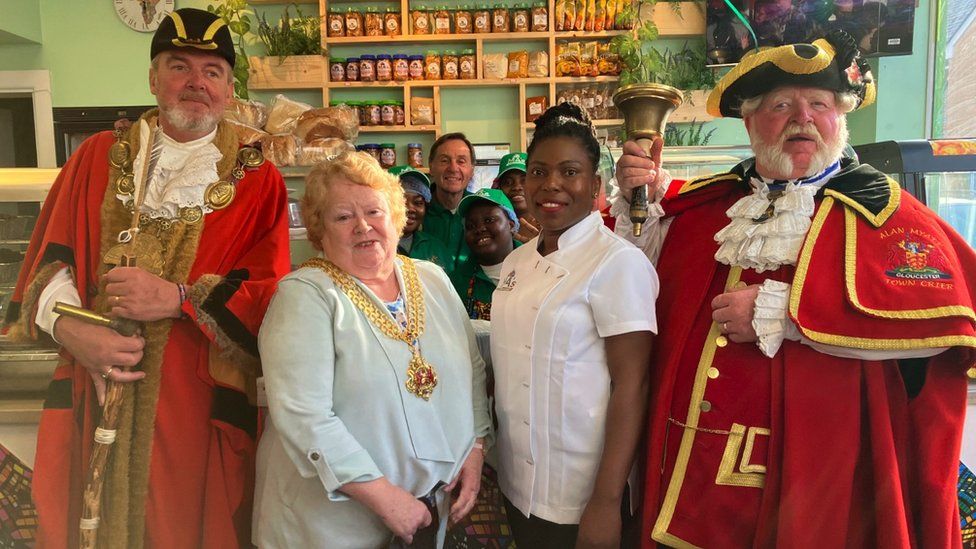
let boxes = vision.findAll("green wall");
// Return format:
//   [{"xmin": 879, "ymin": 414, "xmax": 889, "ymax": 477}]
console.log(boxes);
[{"xmin": 0, "ymin": 0, "xmax": 935, "ymax": 147}]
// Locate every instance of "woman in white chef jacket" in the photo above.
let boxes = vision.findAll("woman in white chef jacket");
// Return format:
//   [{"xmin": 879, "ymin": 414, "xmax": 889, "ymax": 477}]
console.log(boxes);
[{"xmin": 491, "ymin": 102, "xmax": 658, "ymax": 548}]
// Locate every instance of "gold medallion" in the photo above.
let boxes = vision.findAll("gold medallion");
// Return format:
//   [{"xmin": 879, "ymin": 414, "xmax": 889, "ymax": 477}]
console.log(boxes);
[
  {"xmin": 205, "ymin": 181, "xmax": 236, "ymax": 210},
  {"xmin": 115, "ymin": 173, "xmax": 135, "ymax": 195},
  {"xmin": 405, "ymin": 353, "xmax": 439, "ymax": 401},
  {"xmin": 108, "ymin": 142, "xmax": 132, "ymax": 169},
  {"xmin": 180, "ymin": 206, "xmax": 204, "ymax": 224},
  {"xmin": 237, "ymin": 147, "xmax": 264, "ymax": 168},
  {"xmin": 102, "ymin": 234, "xmax": 166, "ymax": 276},
  {"xmin": 232, "ymin": 167, "xmax": 246, "ymax": 181}
]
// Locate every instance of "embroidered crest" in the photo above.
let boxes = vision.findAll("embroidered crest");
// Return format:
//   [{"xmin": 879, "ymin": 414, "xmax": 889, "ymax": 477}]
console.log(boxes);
[
  {"xmin": 885, "ymin": 236, "xmax": 952, "ymax": 280},
  {"xmin": 497, "ymin": 270, "xmax": 517, "ymax": 291}
]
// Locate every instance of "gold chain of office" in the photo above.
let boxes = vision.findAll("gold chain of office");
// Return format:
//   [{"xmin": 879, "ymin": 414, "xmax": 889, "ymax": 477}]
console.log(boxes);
[{"xmin": 302, "ymin": 256, "xmax": 439, "ymax": 400}]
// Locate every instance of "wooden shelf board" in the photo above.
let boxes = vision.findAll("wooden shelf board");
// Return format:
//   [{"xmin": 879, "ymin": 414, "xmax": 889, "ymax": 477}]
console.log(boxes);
[
  {"xmin": 327, "ymin": 31, "xmax": 549, "ymax": 44},
  {"xmin": 358, "ymin": 125, "xmax": 440, "ymax": 132},
  {"xmin": 553, "ymin": 30, "xmax": 630, "ymax": 39},
  {"xmin": 553, "ymin": 76, "xmax": 620, "ymax": 83},
  {"xmin": 522, "ymin": 118, "xmax": 621, "ymax": 129},
  {"xmin": 326, "ymin": 77, "xmax": 551, "ymax": 88}
]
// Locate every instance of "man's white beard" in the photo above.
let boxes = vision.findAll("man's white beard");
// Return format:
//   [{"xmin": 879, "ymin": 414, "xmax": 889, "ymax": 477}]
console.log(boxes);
[
  {"xmin": 750, "ymin": 116, "xmax": 849, "ymax": 179},
  {"xmin": 160, "ymin": 103, "xmax": 221, "ymax": 135}
]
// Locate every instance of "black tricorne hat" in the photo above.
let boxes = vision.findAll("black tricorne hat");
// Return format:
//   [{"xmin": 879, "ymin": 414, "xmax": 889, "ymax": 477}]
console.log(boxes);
[
  {"xmin": 150, "ymin": 8, "xmax": 235, "ymax": 68},
  {"xmin": 707, "ymin": 30, "xmax": 876, "ymax": 119}
]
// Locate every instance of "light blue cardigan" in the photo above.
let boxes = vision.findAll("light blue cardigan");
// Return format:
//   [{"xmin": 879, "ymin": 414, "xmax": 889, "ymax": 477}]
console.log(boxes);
[{"xmin": 253, "ymin": 258, "xmax": 491, "ymax": 548}]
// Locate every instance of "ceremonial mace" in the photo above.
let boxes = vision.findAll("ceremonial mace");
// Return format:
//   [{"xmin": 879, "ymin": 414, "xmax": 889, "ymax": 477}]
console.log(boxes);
[
  {"xmin": 612, "ymin": 83, "xmax": 683, "ymax": 236},
  {"xmin": 74, "ymin": 124, "xmax": 162, "ymax": 549}
]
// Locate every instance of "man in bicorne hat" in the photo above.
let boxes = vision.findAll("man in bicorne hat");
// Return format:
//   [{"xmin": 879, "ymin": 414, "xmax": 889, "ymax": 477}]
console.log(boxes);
[
  {"xmin": 8, "ymin": 8, "xmax": 290, "ymax": 548},
  {"xmin": 612, "ymin": 31, "xmax": 976, "ymax": 547}
]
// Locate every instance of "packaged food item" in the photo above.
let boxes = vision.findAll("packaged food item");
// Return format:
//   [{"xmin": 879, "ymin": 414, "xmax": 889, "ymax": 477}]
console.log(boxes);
[
  {"xmin": 376, "ymin": 54, "xmax": 393, "ymax": 81},
  {"xmin": 555, "ymin": 42, "xmax": 582, "ymax": 77},
  {"xmin": 360, "ymin": 54, "xmax": 377, "ymax": 82},
  {"xmin": 492, "ymin": 5, "xmax": 510, "ymax": 32},
  {"xmin": 580, "ymin": 41, "xmax": 599, "ymax": 77},
  {"xmin": 527, "ymin": 51, "xmax": 548, "ymax": 77},
  {"xmin": 411, "ymin": 97, "xmax": 435, "ymax": 125},
  {"xmin": 412, "ymin": 9, "xmax": 431, "ymax": 34},
  {"xmin": 574, "ymin": 0, "xmax": 585, "ymax": 30},
  {"xmin": 225, "ymin": 119, "xmax": 268, "ymax": 145},
  {"xmin": 345, "ymin": 57, "xmax": 360, "ymax": 81},
  {"xmin": 408, "ymin": 142, "xmax": 424, "ymax": 167},
  {"xmin": 345, "ymin": 7, "xmax": 364, "ymax": 37},
  {"xmin": 580, "ymin": 87, "xmax": 596, "ymax": 118},
  {"xmin": 385, "ymin": 8, "xmax": 402, "ymax": 36},
  {"xmin": 455, "ymin": 5, "xmax": 473, "ymax": 33},
  {"xmin": 327, "ymin": 10, "xmax": 345, "ymax": 37},
  {"xmin": 555, "ymin": 0, "xmax": 568, "ymax": 30},
  {"xmin": 261, "ymin": 134, "xmax": 299, "ymax": 166},
  {"xmin": 299, "ymin": 138, "xmax": 354, "ymax": 166},
  {"xmin": 380, "ymin": 101, "xmax": 396, "ymax": 125},
  {"xmin": 460, "ymin": 48, "xmax": 477, "ymax": 79},
  {"xmin": 224, "ymin": 97, "xmax": 268, "ymax": 129},
  {"xmin": 349, "ymin": 101, "xmax": 368, "ymax": 126},
  {"xmin": 434, "ymin": 6, "xmax": 452, "ymax": 33},
  {"xmin": 365, "ymin": 101, "xmax": 382, "ymax": 125},
  {"xmin": 507, "ymin": 50, "xmax": 529, "ymax": 78},
  {"xmin": 365, "ymin": 7, "xmax": 384, "ymax": 36},
  {"xmin": 329, "ymin": 57, "xmax": 345, "ymax": 82},
  {"xmin": 393, "ymin": 54, "xmax": 410, "ymax": 81},
  {"xmin": 424, "ymin": 50, "xmax": 442, "ymax": 80},
  {"xmin": 584, "ymin": 0, "xmax": 596, "ymax": 31},
  {"xmin": 594, "ymin": 0, "xmax": 606, "ymax": 31},
  {"xmin": 591, "ymin": 85, "xmax": 606, "ymax": 119},
  {"xmin": 604, "ymin": 0, "xmax": 616, "ymax": 30},
  {"xmin": 531, "ymin": 2, "xmax": 548, "ymax": 31},
  {"xmin": 597, "ymin": 42, "xmax": 621, "ymax": 75},
  {"xmin": 483, "ymin": 52, "xmax": 507, "ymax": 79},
  {"xmin": 474, "ymin": 4, "xmax": 491, "ymax": 32},
  {"xmin": 358, "ymin": 143, "xmax": 382, "ymax": 164},
  {"xmin": 294, "ymin": 106, "xmax": 360, "ymax": 142},
  {"xmin": 556, "ymin": 89, "xmax": 570, "ymax": 107},
  {"xmin": 442, "ymin": 50, "xmax": 459, "ymax": 80},
  {"xmin": 393, "ymin": 101, "xmax": 406, "ymax": 125},
  {"xmin": 605, "ymin": 85, "xmax": 619, "ymax": 117},
  {"xmin": 618, "ymin": 0, "xmax": 635, "ymax": 28},
  {"xmin": 512, "ymin": 3, "xmax": 530, "ymax": 31},
  {"xmin": 408, "ymin": 55, "xmax": 426, "ymax": 79},
  {"xmin": 380, "ymin": 143, "xmax": 397, "ymax": 169},
  {"xmin": 525, "ymin": 95, "xmax": 548, "ymax": 122},
  {"xmin": 265, "ymin": 94, "xmax": 312, "ymax": 135}
]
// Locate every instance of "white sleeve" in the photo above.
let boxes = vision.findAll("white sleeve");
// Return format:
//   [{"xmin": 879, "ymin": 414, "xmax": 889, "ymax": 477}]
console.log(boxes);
[
  {"xmin": 590, "ymin": 246, "xmax": 659, "ymax": 337},
  {"xmin": 609, "ymin": 175, "xmax": 674, "ymax": 265},
  {"xmin": 35, "ymin": 267, "xmax": 82, "ymax": 342},
  {"xmin": 753, "ymin": 279, "xmax": 947, "ymax": 360}
]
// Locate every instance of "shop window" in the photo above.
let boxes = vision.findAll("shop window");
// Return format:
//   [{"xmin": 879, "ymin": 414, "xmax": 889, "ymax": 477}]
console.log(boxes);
[{"xmin": 933, "ymin": 0, "xmax": 976, "ymax": 137}]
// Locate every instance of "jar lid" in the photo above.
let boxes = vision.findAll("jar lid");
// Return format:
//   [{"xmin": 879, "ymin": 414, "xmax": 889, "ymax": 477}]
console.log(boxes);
[
  {"xmin": 392, "ymin": 100, "xmax": 404, "ymax": 106},
  {"xmin": 408, "ymin": 142, "xmax": 423, "ymax": 147},
  {"xmin": 377, "ymin": 54, "xmax": 392, "ymax": 59},
  {"xmin": 533, "ymin": 1, "xmax": 545, "ymax": 5},
  {"xmin": 365, "ymin": 6, "xmax": 378, "ymax": 12},
  {"xmin": 438, "ymin": 5, "xmax": 449, "ymax": 9},
  {"xmin": 386, "ymin": 6, "xmax": 398, "ymax": 11},
  {"xmin": 444, "ymin": 49, "xmax": 458, "ymax": 55},
  {"xmin": 329, "ymin": 57, "xmax": 346, "ymax": 63},
  {"xmin": 363, "ymin": 143, "xmax": 381, "ymax": 149},
  {"xmin": 393, "ymin": 53, "xmax": 408, "ymax": 59},
  {"xmin": 409, "ymin": 54, "xmax": 425, "ymax": 59},
  {"xmin": 346, "ymin": 56, "xmax": 360, "ymax": 62},
  {"xmin": 346, "ymin": 101, "xmax": 362, "ymax": 106},
  {"xmin": 461, "ymin": 48, "xmax": 475, "ymax": 54},
  {"xmin": 346, "ymin": 6, "xmax": 356, "ymax": 11},
  {"xmin": 360, "ymin": 54, "xmax": 377, "ymax": 60},
  {"xmin": 425, "ymin": 50, "xmax": 440, "ymax": 55},
  {"xmin": 381, "ymin": 143, "xmax": 397, "ymax": 148},
  {"xmin": 479, "ymin": 3, "xmax": 490, "ymax": 8},
  {"xmin": 378, "ymin": 100, "xmax": 393, "ymax": 105},
  {"xmin": 328, "ymin": 100, "xmax": 346, "ymax": 106}
]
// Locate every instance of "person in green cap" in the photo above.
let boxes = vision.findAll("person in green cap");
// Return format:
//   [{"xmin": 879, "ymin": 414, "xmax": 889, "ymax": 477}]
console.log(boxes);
[
  {"xmin": 450, "ymin": 188, "xmax": 519, "ymax": 320},
  {"xmin": 493, "ymin": 152, "xmax": 540, "ymax": 243},
  {"xmin": 418, "ymin": 133, "xmax": 477, "ymax": 275},
  {"xmin": 390, "ymin": 165, "xmax": 452, "ymax": 271}
]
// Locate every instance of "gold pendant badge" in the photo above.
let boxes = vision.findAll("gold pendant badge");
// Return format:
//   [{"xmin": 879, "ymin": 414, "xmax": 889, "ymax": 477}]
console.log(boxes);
[
  {"xmin": 205, "ymin": 181, "xmax": 236, "ymax": 210},
  {"xmin": 405, "ymin": 353, "xmax": 438, "ymax": 401}
]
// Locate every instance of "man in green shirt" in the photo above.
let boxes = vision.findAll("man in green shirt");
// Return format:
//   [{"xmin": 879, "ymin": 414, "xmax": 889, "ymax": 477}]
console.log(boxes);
[
  {"xmin": 391, "ymin": 165, "xmax": 452, "ymax": 271},
  {"xmin": 418, "ymin": 132, "xmax": 476, "ymax": 274}
]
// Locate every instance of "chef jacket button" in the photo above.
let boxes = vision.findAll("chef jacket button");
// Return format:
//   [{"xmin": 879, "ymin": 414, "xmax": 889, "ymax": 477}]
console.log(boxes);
[
  {"xmin": 526, "ymin": 459, "xmax": 534, "ymax": 465},
  {"xmin": 523, "ymin": 344, "xmax": 531, "ymax": 350},
  {"xmin": 715, "ymin": 335, "xmax": 728, "ymax": 347},
  {"xmin": 309, "ymin": 452, "xmax": 321, "ymax": 461},
  {"xmin": 523, "ymin": 419, "xmax": 530, "ymax": 425},
  {"xmin": 521, "ymin": 382, "xmax": 529, "ymax": 388},
  {"xmin": 700, "ymin": 400, "xmax": 712, "ymax": 412},
  {"xmin": 707, "ymin": 367, "xmax": 720, "ymax": 379}
]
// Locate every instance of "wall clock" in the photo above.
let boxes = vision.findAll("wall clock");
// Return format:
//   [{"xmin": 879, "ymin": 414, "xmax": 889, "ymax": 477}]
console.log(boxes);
[{"xmin": 115, "ymin": 0, "xmax": 176, "ymax": 33}]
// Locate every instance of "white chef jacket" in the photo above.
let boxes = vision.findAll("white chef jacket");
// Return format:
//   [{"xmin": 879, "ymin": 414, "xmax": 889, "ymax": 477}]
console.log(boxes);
[{"xmin": 491, "ymin": 211, "xmax": 658, "ymax": 524}]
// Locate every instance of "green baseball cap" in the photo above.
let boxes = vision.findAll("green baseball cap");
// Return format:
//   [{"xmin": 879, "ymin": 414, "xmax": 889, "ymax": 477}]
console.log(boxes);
[
  {"xmin": 494, "ymin": 152, "xmax": 527, "ymax": 184},
  {"xmin": 458, "ymin": 188, "xmax": 520, "ymax": 230}
]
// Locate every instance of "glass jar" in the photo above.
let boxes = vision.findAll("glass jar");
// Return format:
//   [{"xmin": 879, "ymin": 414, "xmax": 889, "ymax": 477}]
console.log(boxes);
[
  {"xmin": 454, "ymin": 5, "xmax": 473, "ymax": 34},
  {"xmin": 408, "ymin": 55, "xmax": 426, "ymax": 79},
  {"xmin": 531, "ymin": 2, "xmax": 548, "ymax": 31},
  {"xmin": 384, "ymin": 8, "xmax": 402, "ymax": 36},
  {"xmin": 460, "ymin": 48, "xmax": 476, "ymax": 79},
  {"xmin": 424, "ymin": 50, "xmax": 442, "ymax": 80},
  {"xmin": 380, "ymin": 143, "xmax": 397, "ymax": 169},
  {"xmin": 434, "ymin": 6, "xmax": 452, "ymax": 34},
  {"xmin": 393, "ymin": 54, "xmax": 410, "ymax": 81},
  {"xmin": 393, "ymin": 101, "xmax": 406, "ymax": 125},
  {"xmin": 327, "ymin": 10, "xmax": 345, "ymax": 37},
  {"xmin": 329, "ymin": 57, "xmax": 345, "ymax": 82},
  {"xmin": 359, "ymin": 54, "xmax": 376, "ymax": 82},
  {"xmin": 380, "ymin": 101, "xmax": 396, "ymax": 125},
  {"xmin": 376, "ymin": 54, "xmax": 393, "ymax": 81},
  {"xmin": 408, "ymin": 143, "xmax": 424, "ymax": 168},
  {"xmin": 345, "ymin": 7, "xmax": 363, "ymax": 37},
  {"xmin": 411, "ymin": 8, "xmax": 431, "ymax": 34},
  {"xmin": 473, "ymin": 4, "xmax": 491, "ymax": 33},
  {"xmin": 492, "ymin": 4, "xmax": 510, "ymax": 32},
  {"xmin": 365, "ymin": 7, "xmax": 384, "ymax": 36},
  {"xmin": 512, "ymin": 3, "xmax": 530, "ymax": 32},
  {"xmin": 365, "ymin": 102, "xmax": 382, "ymax": 125},
  {"xmin": 349, "ymin": 101, "xmax": 367, "ymax": 126},
  {"xmin": 345, "ymin": 57, "xmax": 360, "ymax": 81},
  {"xmin": 442, "ymin": 50, "xmax": 459, "ymax": 80},
  {"xmin": 359, "ymin": 143, "xmax": 382, "ymax": 163}
]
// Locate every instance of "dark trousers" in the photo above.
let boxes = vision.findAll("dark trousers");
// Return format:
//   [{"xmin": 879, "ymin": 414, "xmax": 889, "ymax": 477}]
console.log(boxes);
[{"xmin": 502, "ymin": 488, "xmax": 640, "ymax": 549}]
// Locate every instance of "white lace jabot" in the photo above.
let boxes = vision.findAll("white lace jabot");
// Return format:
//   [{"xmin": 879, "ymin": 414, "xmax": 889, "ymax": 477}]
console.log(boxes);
[{"xmin": 119, "ymin": 120, "xmax": 222, "ymax": 220}]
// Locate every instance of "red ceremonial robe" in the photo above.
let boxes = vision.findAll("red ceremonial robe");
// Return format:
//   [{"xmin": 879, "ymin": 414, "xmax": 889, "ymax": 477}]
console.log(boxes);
[
  {"xmin": 642, "ymin": 158, "xmax": 976, "ymax": 549},
  {"xmin": 7, "ymin": 121, "xmax": 291, "ymax": 549}
]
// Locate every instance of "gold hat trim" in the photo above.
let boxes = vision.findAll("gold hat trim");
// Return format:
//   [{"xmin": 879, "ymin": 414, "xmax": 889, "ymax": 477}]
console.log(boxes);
[
  {"xmin": 203, "ymin": 18, "xmax": 226, "ymax": 41},
  {"xmin": 169, "ymin": 11, "xmax": 187, "ymax": 39}
]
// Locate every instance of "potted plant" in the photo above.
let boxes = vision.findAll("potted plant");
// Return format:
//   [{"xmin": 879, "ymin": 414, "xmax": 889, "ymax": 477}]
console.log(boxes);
[
  {"xmin": 208, "ymin": 0, "xmax": 255, "ymax": 99},
  {"xmin": 248, "ymin": 5, "xmax": 326, "ymax": 90}
]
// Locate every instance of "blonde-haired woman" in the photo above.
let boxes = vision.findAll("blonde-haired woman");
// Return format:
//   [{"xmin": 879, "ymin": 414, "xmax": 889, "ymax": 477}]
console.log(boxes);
[{"xmin": 254, "ymin": 151, "xmax": 491, "ymax": 548}]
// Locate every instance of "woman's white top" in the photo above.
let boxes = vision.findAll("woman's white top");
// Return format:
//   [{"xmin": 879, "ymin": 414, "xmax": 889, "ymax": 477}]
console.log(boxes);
[{"xmin": 491, "ymin": 211, "xmax": 658, "ymax": 524}]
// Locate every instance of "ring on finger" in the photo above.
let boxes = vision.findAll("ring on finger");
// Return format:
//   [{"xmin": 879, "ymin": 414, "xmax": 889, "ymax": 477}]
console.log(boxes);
[{"xmin": 722, "ymin": 321, "xmax": 729, "ymax": 332}]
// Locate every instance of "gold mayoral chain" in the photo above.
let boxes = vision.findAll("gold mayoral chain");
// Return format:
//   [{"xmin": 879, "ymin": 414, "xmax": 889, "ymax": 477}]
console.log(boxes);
[{"xmin": 303, "ymin": 256, "xmax": 439, "ymax": 400}]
